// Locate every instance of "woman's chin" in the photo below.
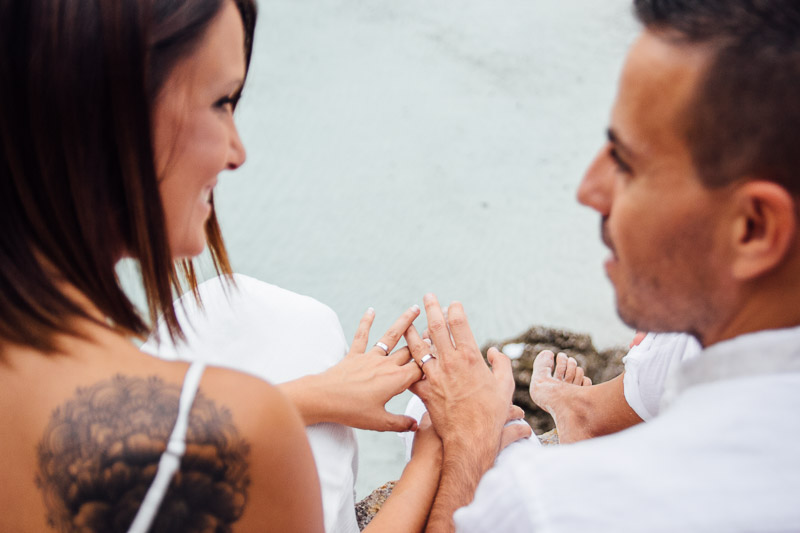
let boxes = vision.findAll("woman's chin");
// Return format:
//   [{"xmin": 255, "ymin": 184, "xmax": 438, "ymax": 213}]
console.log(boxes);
[{"xmin": 170, "ymin": 237, "xmax": 208, "ymax": 260}]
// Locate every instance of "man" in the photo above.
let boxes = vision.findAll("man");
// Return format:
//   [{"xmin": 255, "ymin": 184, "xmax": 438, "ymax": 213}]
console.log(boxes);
[{"xmin": 405, "ymin": 0, "xmax": 800, "ymax": 530}]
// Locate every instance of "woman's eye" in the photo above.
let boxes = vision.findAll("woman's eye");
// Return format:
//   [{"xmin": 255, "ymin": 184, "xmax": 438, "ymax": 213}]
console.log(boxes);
[{"xmin": 214, "ymin": 95, "xmax": 239, "ymax": 111}]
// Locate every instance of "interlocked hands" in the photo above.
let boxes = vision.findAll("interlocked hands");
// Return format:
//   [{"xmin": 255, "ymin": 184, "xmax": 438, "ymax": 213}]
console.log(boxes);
[{"xmin": 405, "ymin": 294, "xmax": 530, "ymax": 453}]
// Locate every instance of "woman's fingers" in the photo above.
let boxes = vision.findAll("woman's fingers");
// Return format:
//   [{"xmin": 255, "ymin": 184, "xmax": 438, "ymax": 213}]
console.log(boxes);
[
  {"xmin": 507, "ymin": 404, "xmax": 525, "ymax": 422},
  {"xmin": 500, "ymin": 422, "xmax": 533, "ymax": 450},
  {"xmin": 409, "ymin": 376, "xmax": 431, "ymax": 402},
  {"xmin": 381, "ymin": 412, "xmax": 418, "ymax": 433},
  {"xmin": 387, "ymin": 346, "xmax": 424, "ymax": 386},
  {"xmin": 388, "ymin": 346, "xmax": 413, "ymax": 364},
  {"xmin": 373, "ymin": 304, "xmax": 421, "ymax": 354},
  {"xmin": 350, "ymin": 307, "xmax": 376, "ymax": 354},
  {"xmin": 404, "ymin": 324, "xmax": 437, "ymax": 372}
]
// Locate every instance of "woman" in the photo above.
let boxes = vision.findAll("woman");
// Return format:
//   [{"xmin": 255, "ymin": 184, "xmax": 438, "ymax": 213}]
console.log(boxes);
[{"xmin": 0, "ymin": 0, "xmax": 442, "ymax": 531}]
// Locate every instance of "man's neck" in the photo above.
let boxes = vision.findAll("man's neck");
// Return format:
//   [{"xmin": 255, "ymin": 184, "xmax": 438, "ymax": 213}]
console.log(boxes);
[{"xmin": 699, "ymin": 276, "xmax": 800, "ymax": 347}]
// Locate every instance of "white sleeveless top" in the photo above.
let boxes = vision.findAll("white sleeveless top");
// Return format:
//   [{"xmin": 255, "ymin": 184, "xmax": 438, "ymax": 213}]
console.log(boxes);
[{"xmin": 126, "ymin": 362, "xmax": 206, "ymax": 533}]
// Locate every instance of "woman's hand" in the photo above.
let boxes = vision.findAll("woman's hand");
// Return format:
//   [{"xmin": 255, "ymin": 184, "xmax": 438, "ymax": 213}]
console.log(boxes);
[
  {"xmin": 501, "ymin": 405, "xmax": 533, "ymax": 449},
  {"xmin": 363, "ymin": 413, "xmax": 441, "ymax": 533},
  {"xmin": 283, "ymin": 305, "xmax": 424, "ymax": 431}
]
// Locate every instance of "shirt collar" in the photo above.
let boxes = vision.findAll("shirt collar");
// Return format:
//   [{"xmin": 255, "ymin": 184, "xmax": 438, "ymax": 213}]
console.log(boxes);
[{"xmin": 662, "ymin": 325, "xmax": 800, "ymax": 408}]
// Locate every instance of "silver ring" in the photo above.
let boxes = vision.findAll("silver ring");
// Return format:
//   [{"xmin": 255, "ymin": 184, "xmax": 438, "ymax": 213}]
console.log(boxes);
[
  {"xmin": 374, "ymin": 341, "xmax": 389, "ymax": 355},
  {"xmin": 420, "ymin": 354, "xmax": 435, "ymax": 366}
]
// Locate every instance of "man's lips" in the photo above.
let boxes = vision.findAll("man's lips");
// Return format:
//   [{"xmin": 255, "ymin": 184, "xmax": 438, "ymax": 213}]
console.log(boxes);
[{"xmin": 600, "ymin": 216, "xmax": 616, "ymax": 255}]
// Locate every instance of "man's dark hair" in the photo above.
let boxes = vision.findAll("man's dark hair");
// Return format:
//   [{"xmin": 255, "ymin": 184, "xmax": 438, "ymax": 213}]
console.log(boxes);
[
  {"xmin": 634, "ymin": 0, "xmax": 800, "ymax": 192},
  {"xmin": 0, "ymin": 0, "xmax": 256, "ymax": 353}
]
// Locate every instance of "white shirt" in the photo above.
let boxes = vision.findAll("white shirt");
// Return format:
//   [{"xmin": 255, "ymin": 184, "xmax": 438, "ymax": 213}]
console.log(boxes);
[
  {"xmin": 454, "ymin": 326, "xmax": 800, "ymax": 532},
  {"xmin": 142, "ymin": 274, "xmax": 360, "ymax": 533},
  {"xmin": 622, "ymin": 332, "xmax": 701, "ymax": 420}
]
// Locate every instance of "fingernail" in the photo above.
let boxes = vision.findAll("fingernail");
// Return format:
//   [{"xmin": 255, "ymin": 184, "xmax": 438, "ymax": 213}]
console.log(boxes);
[
  {"xmin": 411, "ymin": 304, "xmax": 420, "ymax": 312},
  {"xmin": 366, "ymin": 307, "xmax": 375, "ymax": 315},
  {"xmin": 423, "ymin": 293, "xmax": 435, "ymax": 303},
  {"xmin": 423, "ymin": 338, "xmax": 432, "ymax": 346}
]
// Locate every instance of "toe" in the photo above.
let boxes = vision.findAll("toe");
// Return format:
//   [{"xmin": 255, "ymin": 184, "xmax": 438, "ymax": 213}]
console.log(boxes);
[
  {"xmin": 573, "ymin": 365, "xmax": 585, "ymax": 386},
  {"xmin": 582, "ymin": 376, "xmax": 592, "ymax": 386},
  {"xmin": 532, "ymin": 350, "xmax": 556, "ymax": 380},
  {"xmin": 564, "ymin": 357, "xmax": 578, "ymax": 383},
  {"xmin": 554, "ymin": 352, "xmax": 568, "ymax": 380}
]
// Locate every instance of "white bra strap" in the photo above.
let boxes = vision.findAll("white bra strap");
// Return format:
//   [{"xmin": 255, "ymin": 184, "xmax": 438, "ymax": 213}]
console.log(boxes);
[{"xmin": 127, "ymin": 362, "xmax": 207, "ymax": 533}]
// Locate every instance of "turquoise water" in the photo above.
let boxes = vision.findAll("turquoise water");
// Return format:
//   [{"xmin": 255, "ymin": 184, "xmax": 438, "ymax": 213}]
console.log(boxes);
[{"xmin": 164, "ymin": 0, "xmax": 638, "ymax": 497}]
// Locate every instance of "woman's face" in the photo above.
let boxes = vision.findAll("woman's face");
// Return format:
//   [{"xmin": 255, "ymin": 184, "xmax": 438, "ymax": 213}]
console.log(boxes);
[{"xmin": 152, "ymin": 0, "xmax": 247, "ymax": 259}]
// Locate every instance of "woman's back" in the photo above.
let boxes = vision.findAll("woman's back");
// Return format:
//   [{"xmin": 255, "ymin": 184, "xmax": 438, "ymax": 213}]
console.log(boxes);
[
  {"xmin": 0, "ymin": 323, "xmax": 322, "ymax": 532},
  {"xmin": 0, "ymin": 0, "xmax": 325, "ymax": 529}
]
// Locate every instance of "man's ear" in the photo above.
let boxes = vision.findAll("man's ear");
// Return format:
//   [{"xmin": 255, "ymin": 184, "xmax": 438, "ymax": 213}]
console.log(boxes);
[{"xmin": 730, "ymin": 181, "xmax": 797, "ymax": 280}]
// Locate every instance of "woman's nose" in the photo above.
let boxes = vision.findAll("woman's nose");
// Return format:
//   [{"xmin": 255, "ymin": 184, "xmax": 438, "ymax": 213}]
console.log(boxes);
[{"xmin": 227, "ymin": 125, "xmax": 246, "ymax": 170}]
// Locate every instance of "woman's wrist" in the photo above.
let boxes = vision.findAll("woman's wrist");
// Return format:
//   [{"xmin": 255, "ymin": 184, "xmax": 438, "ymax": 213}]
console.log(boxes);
[
  {"xmin": 406, "ymin": 447, "xmax": 443, "ymax": 480},
  {"xmin": 278, "ymin": 373, "xmax": 334, "ymax": 426}
]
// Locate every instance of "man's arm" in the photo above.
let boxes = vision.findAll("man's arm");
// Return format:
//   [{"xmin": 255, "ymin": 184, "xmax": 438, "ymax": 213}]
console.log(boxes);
[
  {"xmin": 405, "ymin": 294, "xmax": 519, "ymax": 533},
  {"xmin": 426, "ymin": 433, "xmax": 499, "ymax": 532}
]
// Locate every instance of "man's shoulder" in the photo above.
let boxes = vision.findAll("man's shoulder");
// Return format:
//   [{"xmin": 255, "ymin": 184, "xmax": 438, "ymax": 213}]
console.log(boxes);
[
  {"xmin": 463, "ymin": 385, "xmax": 800, "ymax": 533},
  {"xmin": 143, "ymin": 274, "xmax": 349, "ymax": 381},
  {"xmin": 227, "ymin": 274, "xmax": 340, "ymax": 321},
  {"xmin": 190, "ymin": 273, "xmax": 343, "ymax": 331}
]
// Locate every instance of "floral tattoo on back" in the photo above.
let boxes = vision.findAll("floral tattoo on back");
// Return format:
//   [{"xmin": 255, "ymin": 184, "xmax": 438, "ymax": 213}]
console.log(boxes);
[{"xmin": 36, "ymin": 374, "xmax": 251, "ymax": 532}]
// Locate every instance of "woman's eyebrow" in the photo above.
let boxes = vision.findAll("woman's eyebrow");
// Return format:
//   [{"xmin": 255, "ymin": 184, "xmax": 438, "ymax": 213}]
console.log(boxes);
[{"xmin": 606, "ymin": 127, "xmax": 636, "ymax": 161}]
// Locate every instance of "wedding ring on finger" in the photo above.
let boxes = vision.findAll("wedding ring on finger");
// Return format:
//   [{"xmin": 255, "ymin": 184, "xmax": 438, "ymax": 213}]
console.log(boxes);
[
  {"xmin": 420, "ymin": 353, "xmax": 435, "ymax": 366},
  {"xmin": 374, "ymin": 341, "xmax": 389, "ymax": 355}
]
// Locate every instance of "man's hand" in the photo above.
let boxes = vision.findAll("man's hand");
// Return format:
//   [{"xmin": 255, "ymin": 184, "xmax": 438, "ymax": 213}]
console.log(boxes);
[{"xmin": 404, "ymin": 294, "xmax": 516, "ymax": 533}]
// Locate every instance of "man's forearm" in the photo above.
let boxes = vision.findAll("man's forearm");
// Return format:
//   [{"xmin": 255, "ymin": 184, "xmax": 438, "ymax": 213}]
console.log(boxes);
[{"xmin": 425, "ymin": 439, "xmax": 498, "ymax": 533}]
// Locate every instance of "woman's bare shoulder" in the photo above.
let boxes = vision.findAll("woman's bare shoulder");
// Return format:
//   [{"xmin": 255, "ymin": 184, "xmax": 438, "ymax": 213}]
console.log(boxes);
[
  {"xmin": 191, "ymin": 365, "xmax": 326, "ymax": 532},
  {"xmin": 0, "ymin": 344, "xmax": 323, "ymax": 532}
]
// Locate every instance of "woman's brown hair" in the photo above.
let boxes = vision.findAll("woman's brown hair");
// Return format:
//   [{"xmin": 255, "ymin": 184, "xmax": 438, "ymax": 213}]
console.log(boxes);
[{"xmin": 0, "ymin": 0, "xmax": 257, "ymax": 353}]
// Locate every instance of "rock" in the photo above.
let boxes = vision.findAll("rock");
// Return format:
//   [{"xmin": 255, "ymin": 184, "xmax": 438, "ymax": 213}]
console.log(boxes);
[
  {"xmin": 355, "ymin": 481, "xmax": 396, "ymax": 530},
  {"xmin": 537, "ymin": 428, "xmax": 560, "ymax": 446}
]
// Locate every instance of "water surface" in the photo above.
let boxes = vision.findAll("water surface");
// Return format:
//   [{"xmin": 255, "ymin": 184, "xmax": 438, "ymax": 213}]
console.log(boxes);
[{"xmin": 197, "ymin": 0, "xmax": 637, "ymax": 497}]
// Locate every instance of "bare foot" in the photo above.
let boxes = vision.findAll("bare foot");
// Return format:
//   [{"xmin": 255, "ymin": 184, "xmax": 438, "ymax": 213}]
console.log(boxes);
[{"xmin": 529, "ymin": 350, "xmax": 593, "ymax": 444}]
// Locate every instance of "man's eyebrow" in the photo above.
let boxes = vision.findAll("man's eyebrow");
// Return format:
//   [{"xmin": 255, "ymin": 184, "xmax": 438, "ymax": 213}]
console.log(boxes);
[{"xmin": 606, "ymin": 128, "xmax": 635, "ymax": 160}]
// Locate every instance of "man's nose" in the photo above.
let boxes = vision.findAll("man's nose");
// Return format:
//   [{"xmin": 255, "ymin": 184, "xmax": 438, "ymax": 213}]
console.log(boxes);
[{"xmin": 577, "ymin": 147, "xmax": 613, "ymax": 216}]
